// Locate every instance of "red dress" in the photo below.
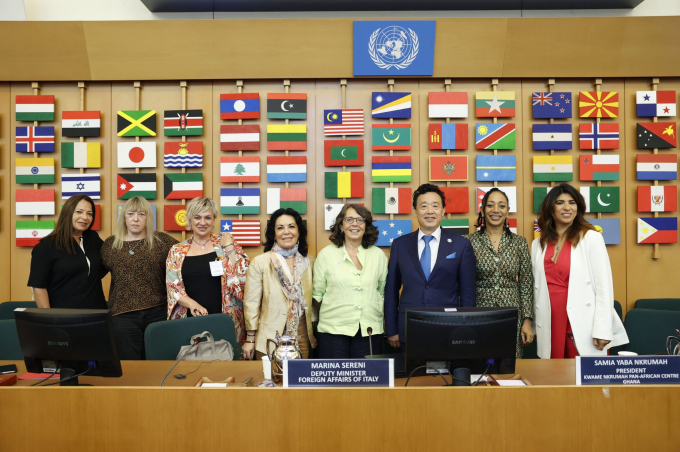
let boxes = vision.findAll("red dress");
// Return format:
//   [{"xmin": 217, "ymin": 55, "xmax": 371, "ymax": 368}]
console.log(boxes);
[{"xmin": 544, "ymin": 242, "xmax": 577, "ymax": 359}]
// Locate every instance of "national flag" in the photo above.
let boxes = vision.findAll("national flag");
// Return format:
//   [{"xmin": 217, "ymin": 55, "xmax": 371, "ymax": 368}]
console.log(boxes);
[
  {"xmin": 164, "ymin": 142, "xmax": 203, "ymax": 168},
  {"xmin": 637, "ymin": 186, "xmax": 677, "ymax": 212},
  {"xmin": 580, "ymin": 186, "xmax": 620, "ymax": 213},
  {"xmin": 372, "ymin": 187, "xmax": 411, "ymax": 214},
  {"xmin": 16, "ymin": 126, "xmax": 54, "ymax": 153},
  {"xmin": 117, "ymin": 204, "xmax": 156, "ymax": 230},
  {"xmin": 220, "ymin": 188, "xmax": 260, "ymax": 215},
  {"xmin": 266, "ymin": 124, "xmax": 307, "ymax": 151},
  {"xmin": 117, "ymin": 142, "xmax": 156, "ymax": 168},
  {"xmin": 62, "ymin": 173, "xmax": 101, "ymax": 199},
  {"xmin": 164, "ymin": 173, "xmax": 203, "ymax": 200},
  {"xmin": 324, "ymin": 204, "xmax": 344, "ymax": 230},
  {"xmin": 579, "ymin": 92, "xmax": 619, "ymax": 118},
  {"xmin": 532, "ymin": 124, "xmax": 573, "ymax": 150},
  {"xmin": 372, "ymin": 124, "xmax": 411, "ymax": 151},
  {"xmin": 267, "ymin": 188, "xmax": 307, "ymax": 214},
  {"xmin": 578, "ymin": 123, "xmax": 620, "ymax": 150},
  {"xmin": 62, "ymin": 111, "xmax": 101, "ymax": 137},
  {"xmin": 267, "ymin": 156, "xmax": 307, "ymax": 183},
  {"xmin": 16, "ymin": 158, "xmax": 54, "ymax": 184},
  {"xmin": 428, "ymin": 92, "xmax": 468, "ymax": 118},
  {"xmin": 441, "ymin": 219, "xmax": 470, "ymax": 236},
  {"xmin": 375, "ymin": 220, "xmax": 412, "ymax": 246},
  {"xmin": 372, "ymin": 156, "xmax": 412, "ymax": 183},
  {"xmin": 164, "ymin": 205, "xmax": 187, "ymax": 231},
  {"xmin": 267, "ymin": 93, "xmax": 307, "ymax": 120},
  {"xmin": 117, "ymin": 173, "xmax": 156, "ymax": 200},
  {"xmin": 531, "ymin": 92, "xmax": 572, "ymax": 119},
  {"xmin": 325, "ymin": 172, "xmax": 364, "ymax": 198},
  {"xmin": 441, "ymin": 187, "xmax": 469, "ymax": 213},
  {"xmin": 429, "ymin": 155, "xmax": 468, "ymax": 181},
  {"xmin": 220, "ymin": 93, "xmax": 259, "ymax": 120},
  {"xmin": 636, "ymin": 154, "xmax": 677, "ymax": 181},
  {"xmin": 324, "ymin": 140, "xmax": 364, "ymax": 167},
  {"xmin": 221, "ymin": 156, "xmax": 260, "ymax": 183},
  {"xmin": 220, "ymin": 125, "xmax": 260, "ymax": 151},
  {"xmin": 428, "ymin": 123, "xmax": 468, "ymax": 150},
  {"xmin": 371, "ymin": 92, "xmax": 411, "ymax": 119},
  {"xmin": 16, "ymin": 221, "xmax": 54, "ymax": 247},
  {"xmin": 163, "ymin": 110, "xmax": 203, "ymax": 136},
  {"xmin": 16, "ymin": 95, "xmax": 54, "ymax": 122},
  {"xmin": 533, "ymin": 187, "xmax": 552, "ymax": 214},
  {"xmin": 587, "ymin": 219, "xmax": 621, "ymax": 245},
  {"xmin": 324, "ymin": 109, "xmax": 364, "ymax": 135},
  {"xmin": 61, "ymin": 142, "xmax": 101, "ymax": 168},
  {"xmin": 475, "ymin": 91, "xmax": 516, "ymax": 118},
  {"xmin": 534, "ymin": 219, "xmax": 541, "ymax": 239},
  {"xmin": 476, "ymin": 155, "xmax": 516, "ymax": 182},
  {"xmin": 91, "ymin": 205, "xmax": 102, "ymax": 231},
  {"xmin": 117, "ymin": 110, "xmax": 157, "ymax": 137},
  {"xmin": 16, "ymin": 189, "xmax": 55, "ymax": 216},
  {"xmin": 477, "ymin": 187, "xmax": 518, "ymax": 213},
  {"xmin": 636, "ymin": 122, "xmax": 676, "ymax": 149},
  {"xmin": 638, "ymin": 217, "xmax": 678, "ymax": 244},
  {"xmin": 475, "ymin": 123, "xmax": 516, "ymax": 150},
  {"xmin": 636, "ymin": 91, "xmax": 677, "ymax": 117},
  {"xmin": 533, "ymin": 155, "xmax": 573, "ymax": 182},
  {"xmin": 579, "ymin": 155, "xmax": 620, "ymax": 181},
  {"xmin": 220, "ymin": 220, "xmax": 261, "ymax": 247},
  {"xmin": 507, "ymin": 218, "xmax": 518, "ymax": 235}
]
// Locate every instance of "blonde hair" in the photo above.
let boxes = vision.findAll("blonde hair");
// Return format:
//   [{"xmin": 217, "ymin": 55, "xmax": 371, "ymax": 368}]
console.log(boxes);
[
  {"xmin": 112, "ymin": 197, "xmax": 159, "ymax": 250},
  {"xmin": 185, "ymin": 197, "xmax": 219, "ymax": 232}
]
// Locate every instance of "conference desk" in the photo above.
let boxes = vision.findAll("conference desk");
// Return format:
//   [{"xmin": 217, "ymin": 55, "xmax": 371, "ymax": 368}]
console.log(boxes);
[{"xmin": 1, "ymin": 359, "xmax": 678, "ymax": 452}]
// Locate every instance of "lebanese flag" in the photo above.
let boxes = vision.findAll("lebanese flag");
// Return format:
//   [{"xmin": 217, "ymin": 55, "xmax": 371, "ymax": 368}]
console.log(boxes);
[{"xmin": 637, "ymin": 186, "xmax": 677, "ymax": 212}]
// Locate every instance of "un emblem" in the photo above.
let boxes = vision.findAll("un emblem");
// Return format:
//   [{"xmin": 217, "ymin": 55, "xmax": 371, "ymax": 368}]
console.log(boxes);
[{"xmin": 368, "ymin": 25, "xmax": 419, "ymax": 70}]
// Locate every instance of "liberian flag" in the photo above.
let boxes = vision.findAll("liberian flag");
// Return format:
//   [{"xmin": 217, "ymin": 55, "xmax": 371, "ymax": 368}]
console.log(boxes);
[
  {"xmin": 16, "ymin": 95, "xmax": 54, "ymax": 122},
  {"xmin": 221, "ymin": 220, "xmax": 261, "ymax": 247}
]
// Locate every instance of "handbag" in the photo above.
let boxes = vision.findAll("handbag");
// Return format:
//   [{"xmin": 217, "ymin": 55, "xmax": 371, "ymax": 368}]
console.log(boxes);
[{"xmin": 176, "ymin": 331, "xmax": 234, "ymax": 361}]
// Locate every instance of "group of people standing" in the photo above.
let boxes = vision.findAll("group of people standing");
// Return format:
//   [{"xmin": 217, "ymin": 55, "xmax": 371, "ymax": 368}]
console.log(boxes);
[{"xmin": 27, "ymin": 182, "xmax": 628, "ymax": 362}]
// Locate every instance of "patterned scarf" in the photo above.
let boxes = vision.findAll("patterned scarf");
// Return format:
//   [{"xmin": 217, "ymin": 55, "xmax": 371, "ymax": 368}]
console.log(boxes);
[{"xmin": 270, "ymin": 242, "xmax": 309, "ymax": 337}]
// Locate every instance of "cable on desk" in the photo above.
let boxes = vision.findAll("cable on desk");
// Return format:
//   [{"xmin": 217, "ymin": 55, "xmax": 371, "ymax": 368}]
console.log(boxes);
[
  {"xmin": 30, "ymin": 364, "xmax": 59, "ymax": 386},
  {"xmin": 40, "ymin": 366, "xmax": 93, "ymax": 387},
  {"xmin": 160, "ymin": 338, "xmax": 200, "ymax": 386}
]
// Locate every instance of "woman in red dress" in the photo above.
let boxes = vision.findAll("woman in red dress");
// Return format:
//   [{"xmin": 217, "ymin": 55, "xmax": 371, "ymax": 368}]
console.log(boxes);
[{"xmin": 530, "ymin": 184, "xmax": 628, "ymax": 358}]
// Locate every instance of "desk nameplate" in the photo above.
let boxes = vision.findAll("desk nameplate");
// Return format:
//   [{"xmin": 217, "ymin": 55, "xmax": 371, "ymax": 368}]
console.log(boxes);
[
  {"xmin": 283, "ymin": 359, "xmax": 394, "ymax": 388},
  {"xmin": 576, "ymin": 355, "xmax": 680, "ymax": 385}
]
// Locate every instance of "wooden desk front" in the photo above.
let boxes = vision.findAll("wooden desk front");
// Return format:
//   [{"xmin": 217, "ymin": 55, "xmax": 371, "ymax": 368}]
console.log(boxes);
[{"xmin": 1, "ymin": 360, "xmax": 678, "ymax": 452}]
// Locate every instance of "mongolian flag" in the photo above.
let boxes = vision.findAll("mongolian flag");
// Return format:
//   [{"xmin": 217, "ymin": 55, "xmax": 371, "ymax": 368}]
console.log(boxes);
[
  {"xmin": 117, "ymin": 110, "xmax": 157, "ymax": 137},
  {"xmin": 324, "ymin": 140, "xmax": 364, "ymax": 167},
  {"xmin": 324, "ymin": 172, "xmax": 364, "ymax": 199},
  {"xmin": 163, "ymin": 110, "xmax": 203, "ymax": 136},
  {"xmin": 579, "ymin": 92, "xmax": 619, "ymax": 118},
  {"xmin": 428, "ymin": 123, "xmax": 468, "ymax": 150},
  {"xmin": 429, "ymin": 155, "xmax": 468, "ymax": 181},
  {"xmin": 164, "ymin": 205, "xmax": 187, "ymax": 231}
]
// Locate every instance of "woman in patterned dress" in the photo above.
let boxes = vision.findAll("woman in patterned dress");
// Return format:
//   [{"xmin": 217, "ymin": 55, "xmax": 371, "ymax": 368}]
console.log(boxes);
[
  {"xmin": 166, "ymin": 197, "xmax": 250, "ymax": 345},
  {"xmin": 464, "ymin": 188, "xmax": 534, "ymax": 358}
]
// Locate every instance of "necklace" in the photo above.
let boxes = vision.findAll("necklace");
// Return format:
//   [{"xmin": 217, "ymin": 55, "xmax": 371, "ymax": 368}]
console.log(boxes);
[
  {"xmin": 193, "ymin": 236, "xmax": 210, "ymax": 250},
  {"xmin": 127, "ymin": 240, "xmax": 141, "ymax": 255}
]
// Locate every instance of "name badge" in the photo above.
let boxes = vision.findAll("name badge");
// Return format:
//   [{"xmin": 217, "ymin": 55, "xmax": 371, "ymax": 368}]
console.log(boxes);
[{"xmin": 209, "ymin": 260, "xmax": 224, "ymax": 277}]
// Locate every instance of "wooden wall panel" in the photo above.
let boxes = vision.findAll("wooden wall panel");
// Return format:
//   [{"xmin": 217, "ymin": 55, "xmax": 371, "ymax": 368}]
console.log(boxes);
[{"xmin": 0, "ymin": 84, "xmax": 11, "ymax": 303}]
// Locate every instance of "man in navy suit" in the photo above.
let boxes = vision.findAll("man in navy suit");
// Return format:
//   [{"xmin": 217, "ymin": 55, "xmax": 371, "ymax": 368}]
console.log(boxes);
[{"xmin": 384, "ymin": 183, "xmax": 476, "ymax": 348}]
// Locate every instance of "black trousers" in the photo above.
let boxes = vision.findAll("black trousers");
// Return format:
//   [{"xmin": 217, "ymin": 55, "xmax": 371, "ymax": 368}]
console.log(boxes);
[
  {"xmin": 317, "ymin": 327, "xmax": 382, "ymax": 359},
  {"xmin": 112, "ymin": 305, "xmax": 166, "ymax": 360}
]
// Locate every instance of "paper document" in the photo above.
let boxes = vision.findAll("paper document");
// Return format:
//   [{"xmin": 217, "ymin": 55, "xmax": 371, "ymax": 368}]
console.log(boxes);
[{"xmin": 496, "ymin": 380, "xmax": 526, "ymax": 386}]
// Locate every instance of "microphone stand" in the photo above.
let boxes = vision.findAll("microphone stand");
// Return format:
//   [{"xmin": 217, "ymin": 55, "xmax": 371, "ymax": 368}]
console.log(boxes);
[{"xmin": 367, "ymin": 327, "xmax": 374, "ymax": 359}]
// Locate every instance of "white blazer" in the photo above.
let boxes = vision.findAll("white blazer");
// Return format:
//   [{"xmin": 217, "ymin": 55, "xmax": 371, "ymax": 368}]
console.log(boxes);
[{"xmin": 531, "ymin": 230, "xmax": 628, "ymax": 358}]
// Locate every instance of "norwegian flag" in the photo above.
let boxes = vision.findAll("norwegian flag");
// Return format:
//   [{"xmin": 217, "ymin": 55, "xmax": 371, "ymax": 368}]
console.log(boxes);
[
  {"xmin": 220, "ymin": 220, "xmax": 261, "ymax": 247},
  {"xmin": 323, "ymin": 109, "xmax": 364, "ymax": 136},
  {"xmin": 16, "ymin": 126, "xmax": 55, "ymax": 153}
]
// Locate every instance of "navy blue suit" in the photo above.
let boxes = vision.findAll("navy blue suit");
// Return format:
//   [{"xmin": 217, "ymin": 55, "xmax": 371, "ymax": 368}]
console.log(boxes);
[{"xmin": 384, "ymin": 228, "xmax": 477, "ymax": 342}]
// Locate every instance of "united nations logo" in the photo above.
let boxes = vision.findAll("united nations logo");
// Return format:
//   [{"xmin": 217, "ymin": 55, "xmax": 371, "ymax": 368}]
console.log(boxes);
[
  {"xmin": 368, "ymin": 26, "xmax": 419, "ymax": 70},
  {"xmin": 443, "ymin": 160, "xmax": 456, "ymax": 175}
]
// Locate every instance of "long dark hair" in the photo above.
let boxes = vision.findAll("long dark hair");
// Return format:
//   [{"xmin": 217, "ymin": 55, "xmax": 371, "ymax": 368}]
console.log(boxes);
[
  {"xmin": 328, "ymin": 204, "xmax": 379, "ymax": 248},
  {"xmin": 45, "ymin": 194, "xmax": 96, "ymax": 254},
  {"xmin": 263, "ymin": 208, "xmax": 308, "ymax": 256},
  {"xmin": 538, "ymin": 183, "xmax": 595, "ymax": 250},
  {"xmin": 476, "ymin": 187, "xmax": 511, "ymax": 234}
]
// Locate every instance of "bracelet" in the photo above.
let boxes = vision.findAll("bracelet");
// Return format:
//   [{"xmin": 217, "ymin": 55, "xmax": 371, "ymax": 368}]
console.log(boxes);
[
  {"xmin": 245, "ymin": 340, "xmax": 255, "ymax": 344},
  {"xmin": 247, "ymin": 333, "xmax": 256, "ymax": 337},
  {"xmin": 224, "ymin": 243, "xmax": 235, "ymax": 248}
]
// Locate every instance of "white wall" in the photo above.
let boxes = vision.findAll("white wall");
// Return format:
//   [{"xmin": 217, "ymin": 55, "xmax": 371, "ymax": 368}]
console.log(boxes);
[{"xmin": 4, "ymin": 0, "xmax": 680, "ymax": 21}]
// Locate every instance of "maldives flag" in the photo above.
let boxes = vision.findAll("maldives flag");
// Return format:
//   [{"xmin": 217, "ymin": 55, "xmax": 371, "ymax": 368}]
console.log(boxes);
[
  {"xmin": 440, "ymin": 186, "xmax": 469, "ymax": 213},
  {"xmin": 324, "ymin": 139, "xmax": 364, "ymax": 167},
  {"xmin": 637, "ymin": 186, "xmax": 677, "ymax": 212},
  {"xmin": 428, "ymin": 123, "xmax": 468, "ymax": 150}
]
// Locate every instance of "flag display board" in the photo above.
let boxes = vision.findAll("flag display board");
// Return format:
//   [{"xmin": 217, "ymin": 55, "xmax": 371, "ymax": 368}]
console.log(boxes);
[
  {"xmin": 163, "ymin": 110, "xmax": 203, "ymax": 136},
  {"xmin": 220, "ymin": 220, "xmax": 261, "ymax": 247},
  {"xmin": 429, "ymin": 155, "xmax": 468, "ymax": 181},
  {"xmin": 324, "ymin": 109, "xmax": 364, "ymax": 135},
  {"xmin": 374, "ymin": 220, "xmax": 412, "ymax": 246},
  {"xmin": 475, "ymin": 91, "xmax": 515, "ymax": 117},
  {"xmin": 164, "ymin": 205, "xmax": 187, "ymax": 231},
  {"xmin": 578, "ymin": 123, "xmax": 619, "ymax": 150},
  {"xmin": 267, "ymin": 93, "xmax": 307, "ymax": 120},
  {"xmin": 220, "ymin": 93, "xmax": 259, "ymax": 120},
  {"xmin": 428, "ymin": 92, "xmax": 468, "ymax": 118},
  {"xmin": 62, "ymin": 174, "xmax": 101, "ymax": 199},
  {"xmin": 117, "ymin": 110, "xmax": 157, "ymax": 137},
  {"xmin": 221, "ymin": 157, "xmax": 260, "ymax": 183},
  {"xmin": 221, "ymin": 125, "xmax": 260, "ymax": 151},
  {"xmin": 221, "ymin": 188, "xmax": 260, "ymax": 215},
  {"xmin": 62, "ymin": 142, "xmax": 101, "ymax": 169},
  {"xmin": 372, "ymin": 187, "xmax": 411, "ymax": 214},
  {"xmin": 372, "ymin": 156, "xmax": 411, "ymax": 183},
  {"xmin": 16, "ymin": 158, "xmax": 55, "ymax": 184},
  {"xmin": 372, "ymin": 124, "xmax": 411, "ymax": 150},
  {"xmin": 325, "ymin": 172, "xmax": 364, "ymax": 198},
  {"xmin": 267, "ymin": 188, "xmax": 307, "ymax": 214},
  {"xmin": 428, "ymin": 123, "xmax": 467, "ymax": 150},
  {"xmin": 164, "ymin": 142, "xmax": 202, "ymax": 168},
  {"xmin": 62, "ymin": 111, "xmax": 101, "ymax": 137},
  {"xmin": 324, "ymin": 140, "xmax": 364, "ymax": 167},
  {"xmin": 440, "ymin": 187, "xmax": 469, "ymax": 213},
  {"xmin": 164, "ymin": 173, "xmax": 203, "ymax": 200}
]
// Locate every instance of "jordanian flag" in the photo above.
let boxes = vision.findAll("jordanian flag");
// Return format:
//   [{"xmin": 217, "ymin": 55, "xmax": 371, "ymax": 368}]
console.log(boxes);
[
  {"xmin": 16, "ymin": 95, "xmax": 54, "ymax": 122},
  {"xmin": 324, "ymin": 140, "xmax": 363, "ymax": 167},
  {"xmin": 267, "ymin": 188, "xmax": 307, "ymax": 214},
  {"xmin": 372, "ymin": 124, "xmax": 412, "ymax": 151},
  {"xmin": 164, "ymin": 173, "xmax": 203, "ymax": 200},
  {"xmin": 117, "ymin": 173, "xmax": 157, "ymax": 200},
  {"xmin": 475, "ymin": 123, "xmax": 516, "ymax": 150},
  {"xmin": 266, "ymin": 124, "xmax": 307, "ymax": 151}
]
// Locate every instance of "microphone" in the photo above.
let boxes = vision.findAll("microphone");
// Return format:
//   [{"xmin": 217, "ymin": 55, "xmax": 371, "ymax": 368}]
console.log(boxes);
[{"xmin": 367, "ymin": 327, "xmax": 374, "ymax": 359}]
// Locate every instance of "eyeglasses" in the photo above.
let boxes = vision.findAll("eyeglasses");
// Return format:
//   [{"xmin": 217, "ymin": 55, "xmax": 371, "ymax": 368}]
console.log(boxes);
[{"xmin": 343, "ymin": 217, "xmax": 365, "ymax": 225}]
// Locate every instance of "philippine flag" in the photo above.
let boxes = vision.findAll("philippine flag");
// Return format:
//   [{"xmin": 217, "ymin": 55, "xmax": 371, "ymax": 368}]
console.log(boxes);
[{"xmin": 637, "ymin": 217, "xmax": 678, "ymax": 244}]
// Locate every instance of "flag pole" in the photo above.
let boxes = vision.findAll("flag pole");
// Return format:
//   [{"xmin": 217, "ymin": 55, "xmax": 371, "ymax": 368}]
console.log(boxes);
[
  {"xmin": 31, "ymin": 82, "xmax": 40, "ymax": 222},
  {"xmin": 594, "ymin": 79, "xmax": 602, "ymax": 221},
  {"xmin": 180, "ymin": 80, "xmax": 188, "ymax": 242},
  {"xmin": 491, "ymin": 79, "xmax": 499, "ymax": 190},
  {"xmin": 341, "ymin": 79, "xmax": 347, "ymax": 206},
  {"xmin": 651, "ymin": 77, "xmax": 661, "ymax": 260},
  {"xmin": 547, "ymin": 79, "xmax": 555, "ymax": 189},
  {"xmin": 134, "ymin": 82, "xmax": 141, "ymax": 175},
  {"xmin": 388, "ymin": 79, "xmax": 394, "ymax": 223},
  {"xmin": 444, "ymin": 79, "xmax": 452, "ymax": 221},
  {"xmin": 79, "ymin": 82, "xmax": 86, "ymax": 175},
  {"xmin": 283, "ymin": 79, "xmax": 290, "ymax": 190},
  {"xmin": 236, "ymin": 80, "xmax": 244, "ymax": 222}
]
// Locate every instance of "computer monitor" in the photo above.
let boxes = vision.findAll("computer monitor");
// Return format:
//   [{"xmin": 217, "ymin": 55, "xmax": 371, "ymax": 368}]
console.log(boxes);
[
  {"xmin": 14, "ymin": 308, "xmax": 122, "ymax": 386},
  {"xmin": 405, "ymin": 307, "xmax": 518, "ymax": 378}
]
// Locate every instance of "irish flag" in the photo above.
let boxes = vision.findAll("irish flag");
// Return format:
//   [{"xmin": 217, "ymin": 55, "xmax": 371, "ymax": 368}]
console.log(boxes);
[
  {"xmin": 16, "ymin": 95, "xmax": 55, "ymax": 122},
  {"xmin": 267, "ymin": 188, "xmax": 307, "ymax": 214}
]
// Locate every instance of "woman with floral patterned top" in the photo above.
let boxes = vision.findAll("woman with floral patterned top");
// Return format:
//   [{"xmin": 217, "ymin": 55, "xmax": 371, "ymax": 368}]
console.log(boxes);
[
  {"xmin": 464, "ymin": 188, "xmax": 534, "ymax": 358},
  {"xmin": 166, "ymin": 197, "xmax": 249, "ymax": 345}
]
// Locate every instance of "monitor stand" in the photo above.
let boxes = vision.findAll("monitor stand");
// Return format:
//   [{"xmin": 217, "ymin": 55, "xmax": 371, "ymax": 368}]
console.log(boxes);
[{"xmin": 59, "ymin": 368, "xmax": 92, "ymax": 386}]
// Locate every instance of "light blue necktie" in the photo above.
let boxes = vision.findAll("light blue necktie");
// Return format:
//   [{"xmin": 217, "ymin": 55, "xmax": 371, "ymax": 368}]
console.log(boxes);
[{"xmin": 420, "ymin": 235, "xmax": 434, "ymax": 280}]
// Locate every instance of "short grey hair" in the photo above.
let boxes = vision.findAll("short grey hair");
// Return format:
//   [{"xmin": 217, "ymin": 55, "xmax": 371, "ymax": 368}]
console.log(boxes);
[{"xmin": 185, "ymin": 197, "xmax": 218, "ymax": 231}]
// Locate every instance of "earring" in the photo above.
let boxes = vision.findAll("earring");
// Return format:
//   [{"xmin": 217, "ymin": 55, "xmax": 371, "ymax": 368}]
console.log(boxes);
[{"xmin": 505, "ymin": 218, "xmax": 510, "ymax": 229}]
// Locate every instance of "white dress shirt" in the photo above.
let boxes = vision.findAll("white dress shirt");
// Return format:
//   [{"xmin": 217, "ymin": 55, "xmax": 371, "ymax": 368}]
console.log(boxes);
[{"xmin": 417, "ymin": 227, "xmax": 441, "ymax": 273}]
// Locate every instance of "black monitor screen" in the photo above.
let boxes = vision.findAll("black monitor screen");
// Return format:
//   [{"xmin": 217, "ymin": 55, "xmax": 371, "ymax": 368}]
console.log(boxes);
[
  {"xmin": 406, "ymin": 307, "xmax": 518, "ymax": 377},
  {"xmin": 14, "ymin": 308, "xmax": 122, "ymax": 386}
]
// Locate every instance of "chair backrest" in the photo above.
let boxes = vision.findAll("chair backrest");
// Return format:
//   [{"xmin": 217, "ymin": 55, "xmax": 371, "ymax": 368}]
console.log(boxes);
[
  {"xmin": 622, "ymin": 309, "xmax": 680, "ymax": 355},
  {"xmin": 0, "ymin": 302, "xmax": 38, "ymax": 321},
  {"xmin": 614, "ymin": 300, "xmax": 623, "ymax": 321},
  {"xmin": 0, "ymin": 320, "xmax": 24, "ymax": 360},
  {"xmin": 634, "ymin": 298, "xmax": 680, "ymax": 311},
  {"xmin": 144, "ymin": 314, "xmax": 241, "ymax": 360}
]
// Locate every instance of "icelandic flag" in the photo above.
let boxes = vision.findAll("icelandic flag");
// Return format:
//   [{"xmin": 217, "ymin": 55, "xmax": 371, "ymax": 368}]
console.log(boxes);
[
  {"xmin": 636, "ymin": 91, "xmax": 677, "ymax": 117},
  {"xmin": 16, "ymin": 126, "xmax": 55, "ymax": 153},
  {"xmin": 637, "ymin": 217, "xmax": 678, "ymax": 244},
  {"xmin": 532, "ymin": 124, "xmax": 572, "ymax": 150},
  {"xmin": 532, "ymin": 92, "xmax": 572, "ymax": 119}
]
